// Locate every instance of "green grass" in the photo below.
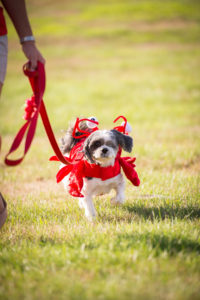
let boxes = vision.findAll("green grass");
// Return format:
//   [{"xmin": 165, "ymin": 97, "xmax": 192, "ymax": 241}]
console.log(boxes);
[{"xmin": 0, "ymin": 0, "xmax": 200, "ymax": 299}]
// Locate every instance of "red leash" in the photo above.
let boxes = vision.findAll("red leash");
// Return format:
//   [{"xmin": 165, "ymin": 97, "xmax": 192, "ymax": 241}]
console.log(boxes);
[{"xmin": 5, "ymin": 61, "xmax": 71, "ymax": 166}]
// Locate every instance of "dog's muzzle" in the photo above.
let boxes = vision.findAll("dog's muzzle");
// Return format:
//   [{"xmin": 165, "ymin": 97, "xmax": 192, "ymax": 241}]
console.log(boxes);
[{"xmin": 101, "ymin": 147, "xmax": 109, "ymax": 157}]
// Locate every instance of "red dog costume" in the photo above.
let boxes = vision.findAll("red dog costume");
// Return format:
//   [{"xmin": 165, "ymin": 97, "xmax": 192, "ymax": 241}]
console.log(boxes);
[{"xmin": 50, "ymin": 117, "xmax": 140, "ymax": 198}]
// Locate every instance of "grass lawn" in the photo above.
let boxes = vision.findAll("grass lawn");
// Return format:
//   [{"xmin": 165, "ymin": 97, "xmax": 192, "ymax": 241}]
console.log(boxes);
[{"xmin": 0, "ymin": 0, "xmax": 200, "ymax": 299}]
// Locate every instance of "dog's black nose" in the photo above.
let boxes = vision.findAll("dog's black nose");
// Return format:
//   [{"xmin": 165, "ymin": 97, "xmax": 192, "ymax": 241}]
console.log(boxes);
[{"xmin": 102, "ymin": 148, "xmax": 108, "ymax": 154}]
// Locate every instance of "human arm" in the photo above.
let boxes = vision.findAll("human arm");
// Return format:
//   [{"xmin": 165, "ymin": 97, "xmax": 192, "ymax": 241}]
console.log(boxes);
[{"xmin": 1, "ymin": 0, "xmax": 45, "ymax": 69}]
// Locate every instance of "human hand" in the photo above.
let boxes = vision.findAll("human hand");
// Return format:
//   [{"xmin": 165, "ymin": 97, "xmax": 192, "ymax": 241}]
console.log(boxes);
[{"xmin": 22, "ymin": 41, "xmax": 45, "ymax": 70}]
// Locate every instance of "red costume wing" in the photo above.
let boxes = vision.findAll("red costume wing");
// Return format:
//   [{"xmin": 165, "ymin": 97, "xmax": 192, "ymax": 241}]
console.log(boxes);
[
  {"xmin": 69, "ymin": 141, "xmax": 85, "ymax": 162},
  {"xmin": 50, "ymin": 155, "xmax": 62, "ymax": 161},
  {"xmin": 119, "ymin": 157, "xmax": 140, "ymax": 186},
  {"xmin": 56, "ymin": 165, "xmax": 73, "ymax": 183},
  {"xmin": 49, "ymin": 155, "xmax": 72, "ymax": 164},
  {"xmin": 68, "ymin": 160, "xmax": 85, "ymax": 198}
]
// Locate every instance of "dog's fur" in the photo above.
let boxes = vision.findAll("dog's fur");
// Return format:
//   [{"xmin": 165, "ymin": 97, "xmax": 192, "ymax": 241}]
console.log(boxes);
[{"xmin": 60, "ymin": 120, "xmax": 133, "ymax": 221}]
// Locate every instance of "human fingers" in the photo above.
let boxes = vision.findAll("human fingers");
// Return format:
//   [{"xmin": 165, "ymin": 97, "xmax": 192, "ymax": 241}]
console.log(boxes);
[
  {"xmin": 29, "ymin": 54, "xmax": 37, "ymax": 70},
  {"xmin": 22, "ymin": 43, "xmax": 45, "ymax": 70},
  {"xmin": 29, "ymin": 50, "xmax": 45, "ymax": 70},
  {"xmin": 37, "ymin": 50, "xmax": 46, "ymax": 65},
  {"xmin": 22, "ymin": 42, "xmax": 37, "ymax": 69}
]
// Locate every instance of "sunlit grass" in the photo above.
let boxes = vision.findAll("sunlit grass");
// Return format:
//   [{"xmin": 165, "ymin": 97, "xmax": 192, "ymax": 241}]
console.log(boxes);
[{"xmin": 0, "ymin": 0, "xmax": 200, "ymax": 299}]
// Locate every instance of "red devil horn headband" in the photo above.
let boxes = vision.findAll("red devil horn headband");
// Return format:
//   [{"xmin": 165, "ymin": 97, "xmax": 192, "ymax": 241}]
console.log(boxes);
[
  {"xmin": 113, "ymin": 116, "xmax": 127, "ymax": 134},
  {"xmin": 72, "ymin": 118, "xmax": 99, "ymax": 139}
]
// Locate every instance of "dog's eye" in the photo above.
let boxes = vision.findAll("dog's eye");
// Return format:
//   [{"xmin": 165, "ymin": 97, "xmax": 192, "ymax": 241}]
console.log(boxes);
[
  {"xmin": 92, "ymin": 140, "xmax": 103, "ymax": 149},
  {"xmin": 93, "ymin": 141, "xmax": 101, "ymax": 148}
]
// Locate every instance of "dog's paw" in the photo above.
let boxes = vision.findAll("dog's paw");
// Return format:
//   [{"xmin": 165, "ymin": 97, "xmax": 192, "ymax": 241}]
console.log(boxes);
[
  {"xmin": 85, "ymin": 209, "xmax": 97, "ymax": 222},
  {"xmin": 110, "ymin": 195, "xmax": 125, "ymax": 206},
  {"xmin": 78, "ymin": 198, "xmax": 84, "ymax": 209}
]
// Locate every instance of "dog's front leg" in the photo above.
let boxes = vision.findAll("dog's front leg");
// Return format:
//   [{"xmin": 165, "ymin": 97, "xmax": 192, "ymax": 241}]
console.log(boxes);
[
  {"xmin": 111, "ymin": 174, "xmax": 125, "ymax": 205},
  {"xmin": 78, "ymin": 198, "xmax": 84, "ymax": 209},
  {"xmin": 82, "ymin": 195, "xmax": 97, "ymax": 221}
]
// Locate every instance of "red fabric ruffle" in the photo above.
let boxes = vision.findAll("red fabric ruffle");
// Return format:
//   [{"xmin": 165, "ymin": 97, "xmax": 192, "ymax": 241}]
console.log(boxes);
[{"xmin": 50, "ymin": 148, "xmax": 140, "ymax": 197}]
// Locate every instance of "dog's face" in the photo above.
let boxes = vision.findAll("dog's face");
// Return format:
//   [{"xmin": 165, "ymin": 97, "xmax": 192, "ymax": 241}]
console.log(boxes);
[{"xmin": 84, "ymin": 129, "xmax": 133, "ymax": 167}]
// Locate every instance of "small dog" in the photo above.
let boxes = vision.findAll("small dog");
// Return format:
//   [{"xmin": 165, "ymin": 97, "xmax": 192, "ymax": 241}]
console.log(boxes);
[{"xmin": 58, "ymin": 118, "xmax": 139, "ymax": 221}]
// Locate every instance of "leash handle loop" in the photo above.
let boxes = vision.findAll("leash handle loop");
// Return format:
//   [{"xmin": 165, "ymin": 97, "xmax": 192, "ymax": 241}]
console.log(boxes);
[{"xmin": 5, "ymin": 61, "xmax": 71, "ymax": 166}]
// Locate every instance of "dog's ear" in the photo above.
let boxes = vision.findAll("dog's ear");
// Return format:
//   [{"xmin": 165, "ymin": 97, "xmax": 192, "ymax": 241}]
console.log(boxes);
[
  {"xmin": 83, "ymin": 136, "xmax": 95, "ymax": 164},
  {"xmin": 60, "ymin": 134, "xmax": 74, "ymax": 154},
  {"xmin": 60, "ymin": 119, "xmax": 89, "ymax": 154},
  {"xmin": 111, "ymin": 129, "xmax": 133, "ymax": 153}
]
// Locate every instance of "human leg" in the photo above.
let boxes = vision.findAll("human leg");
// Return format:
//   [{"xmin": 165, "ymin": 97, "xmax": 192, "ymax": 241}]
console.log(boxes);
[
  {"xmin": 0, "ymin": 81, "xmax": 3, "ymax": 95},
  {"xmin": 0, "ymin": 34, "xmax": 8, "ymax": 228},
  {"xmin": 0, "ymin": 34, "xmax": 8, "ymax": 94}
]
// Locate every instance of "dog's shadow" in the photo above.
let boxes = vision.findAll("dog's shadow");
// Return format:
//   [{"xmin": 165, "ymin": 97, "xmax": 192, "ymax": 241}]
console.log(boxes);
[
  {"xmin": 123, "ymin": 202, "xmax": 200, "ymax": 221},
  {"xmin": 115, "ymin": 232, "xmax": 200, "ymax": 255},
  {"xmin": 97, "ymin": 197, "xmax": 200, "ymax": 255},
  {"xmin": 98, "ymin": 196, "xmax": 200, "ymax": 223}
]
